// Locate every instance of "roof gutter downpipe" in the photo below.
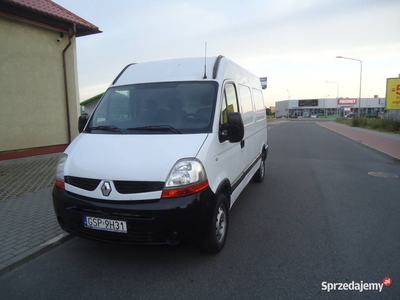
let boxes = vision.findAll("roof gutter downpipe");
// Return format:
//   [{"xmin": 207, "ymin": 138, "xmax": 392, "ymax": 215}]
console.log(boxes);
[{"xmin": 62, "ymin": 23, "xmax": 76, "ymax": 144}]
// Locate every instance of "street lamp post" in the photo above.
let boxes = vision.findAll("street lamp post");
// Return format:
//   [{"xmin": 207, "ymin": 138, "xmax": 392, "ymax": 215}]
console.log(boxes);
[
  {"xmin": 326, "ymin": 81, "xmax": 339, "ymax": 116},
  {"xmin": 324, "ymin": 94, "xmax": 329, "ymax": 117},
  {"xmin": 336, "ymin": 56, "xmax": 362, "ymax": 117}
]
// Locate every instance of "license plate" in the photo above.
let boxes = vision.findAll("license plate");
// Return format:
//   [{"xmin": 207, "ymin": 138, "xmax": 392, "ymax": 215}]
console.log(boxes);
[{"xmin": 83, "ymin": 216, "xmax": 127, "ymax": 233}]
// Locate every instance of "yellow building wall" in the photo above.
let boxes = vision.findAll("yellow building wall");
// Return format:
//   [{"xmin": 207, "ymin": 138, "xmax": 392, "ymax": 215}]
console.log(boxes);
[{"xmin": 0, "ymin": 16, "xmax": 80, "ymax": 152}]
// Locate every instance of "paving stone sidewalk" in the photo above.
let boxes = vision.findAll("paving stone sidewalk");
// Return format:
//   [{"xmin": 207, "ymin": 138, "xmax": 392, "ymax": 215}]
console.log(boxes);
[
  {"xmin": 0, "ymin": 154, "xmax": 70, "ymax": 276},
  {"xmin": 0, "ymin": 154, "xmax": 60, "ymax": 200}
]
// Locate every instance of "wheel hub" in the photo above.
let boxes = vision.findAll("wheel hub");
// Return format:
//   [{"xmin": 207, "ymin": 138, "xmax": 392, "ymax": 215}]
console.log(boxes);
[{"xmin": 215, "ymin": 205, "xmax": 226, "ymax": 242}]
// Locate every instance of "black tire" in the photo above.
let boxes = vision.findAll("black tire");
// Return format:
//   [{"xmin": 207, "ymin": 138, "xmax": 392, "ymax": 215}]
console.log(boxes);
[
  {"xmin": 199, "ymin": 194, "xmax": 229, "ymax": 254},
  {"xmin": 253, "ymin": 157, "xmax": 265, "ymax": 183}
]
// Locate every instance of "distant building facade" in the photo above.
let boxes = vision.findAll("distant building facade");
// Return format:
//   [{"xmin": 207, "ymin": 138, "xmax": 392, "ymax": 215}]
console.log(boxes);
[{"xmin": 275, "ymin": 97, "xmax": 386, "ymax": 118}]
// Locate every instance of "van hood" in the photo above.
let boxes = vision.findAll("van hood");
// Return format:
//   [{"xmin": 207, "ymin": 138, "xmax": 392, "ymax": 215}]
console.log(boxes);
[{"xmin": 64, "ymin": 133, "xmax": 208, "ymax": 182}]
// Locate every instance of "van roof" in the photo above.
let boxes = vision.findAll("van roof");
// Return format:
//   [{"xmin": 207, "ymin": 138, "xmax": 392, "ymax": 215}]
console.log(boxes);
[{"xmin": 111, "ymin": 56, "xmax": 262, "ymax": 89}]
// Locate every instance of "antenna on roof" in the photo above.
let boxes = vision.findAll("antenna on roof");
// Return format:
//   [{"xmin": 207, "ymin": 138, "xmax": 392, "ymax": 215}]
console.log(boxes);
[{"xmin": 203, "ymin": 42, "xmax": 207, "ymax": 79}]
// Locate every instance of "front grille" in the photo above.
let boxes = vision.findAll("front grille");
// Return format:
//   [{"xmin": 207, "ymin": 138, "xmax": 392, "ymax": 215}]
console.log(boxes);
[
  {"xmin": 113, "ymin": 181, "xmax": 164, "ymax": 194},
  {"xmin": 65, "ymin": 176, "xmax": 164, "ymax": 194},
  {"xmin": 65, "ymin": 176, "xmax": 101, "ymax": 191}
]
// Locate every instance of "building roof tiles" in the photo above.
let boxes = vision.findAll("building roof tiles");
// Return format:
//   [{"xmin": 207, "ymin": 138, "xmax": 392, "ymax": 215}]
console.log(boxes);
[{"xmin": 1, "ymin": 0, "xmax": 100, "ymax": 36}]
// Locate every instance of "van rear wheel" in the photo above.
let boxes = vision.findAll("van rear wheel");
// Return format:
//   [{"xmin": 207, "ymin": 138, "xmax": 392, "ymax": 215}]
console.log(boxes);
[
  {"xmin": 199, "ymin": 194, "xmax": 229, "ymax": 253},
  {"xmin": 253, "ymin": 157, "xmax": 265, "ymax": 183}
]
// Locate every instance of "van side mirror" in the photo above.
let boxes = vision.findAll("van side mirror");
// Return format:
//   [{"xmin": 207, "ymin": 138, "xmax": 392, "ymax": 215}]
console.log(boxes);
[
  {"xmin": 78, "ymin": 114, "xmax": 89, "ymax": 133},
  {"xmin": 219, "ymin": 112, "xmax": 244, "ymax": 143}
]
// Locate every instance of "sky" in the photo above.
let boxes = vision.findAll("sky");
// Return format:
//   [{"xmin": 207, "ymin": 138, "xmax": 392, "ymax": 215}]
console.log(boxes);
[{"xmin": 54, "ymin": 0, "xmax": 400, "ymax": 107}]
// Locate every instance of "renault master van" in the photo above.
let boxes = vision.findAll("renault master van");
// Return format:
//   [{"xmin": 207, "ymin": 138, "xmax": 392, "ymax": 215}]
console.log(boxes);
[{"xmin": 53, "ymin": 56, "xmax": 268, "ymax": 253}]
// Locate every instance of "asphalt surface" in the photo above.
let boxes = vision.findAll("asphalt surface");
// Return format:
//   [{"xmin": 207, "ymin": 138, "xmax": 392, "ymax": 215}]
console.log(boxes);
[{"xmin": 0, "ymin": 120, "xmax": 399, "ymax": 299}]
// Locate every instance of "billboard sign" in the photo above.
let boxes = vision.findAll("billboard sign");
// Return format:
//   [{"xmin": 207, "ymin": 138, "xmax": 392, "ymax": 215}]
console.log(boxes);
[
  {"xmin": 298, "ymin": 99, "xmax": 318, "ymax": 106},
  {"xmin": 386, "ymin": 78, "xmax": 400, "ymax": 110},
  {"xmin": 338, "ymin": 98, "xmax": 357, "ymax": 105}
]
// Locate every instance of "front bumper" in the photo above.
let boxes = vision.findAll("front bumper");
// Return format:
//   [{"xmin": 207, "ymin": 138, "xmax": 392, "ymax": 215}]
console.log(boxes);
[{"xmin": 52, "ymin": 186, "xmax": 216, "ymax": 245}]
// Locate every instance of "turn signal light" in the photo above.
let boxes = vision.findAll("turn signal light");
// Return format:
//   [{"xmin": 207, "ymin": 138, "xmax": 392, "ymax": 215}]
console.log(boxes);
[
  {"xmin": 162, "ymin": 180, "xmax": 209, "ymax": 198},
  {"xmin": 55, "ymin": 179, "xmax": 65, "ymax": 190}
]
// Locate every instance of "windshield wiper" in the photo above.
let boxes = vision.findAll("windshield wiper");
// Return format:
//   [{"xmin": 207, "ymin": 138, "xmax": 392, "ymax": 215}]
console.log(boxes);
[
  {"xmin": 126, "ymin": 125, "xmax": 182, "ymax": 134},
  {"xmin": 88, "ymin": 125, "xmax": 125, "ymax": 134}
]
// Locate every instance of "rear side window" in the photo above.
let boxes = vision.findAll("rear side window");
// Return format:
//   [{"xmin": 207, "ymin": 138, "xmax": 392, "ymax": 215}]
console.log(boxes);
[
  {"xmin": 252, "ymin": 89, "xmax": 266, "ymax": 122},
  {"xmin": 238, "ymin": 85, "xmax": 254, "ymax": 125},
  {"xmin": 221, "ymin": 83, "xmax": 239, "ymax": 124}
]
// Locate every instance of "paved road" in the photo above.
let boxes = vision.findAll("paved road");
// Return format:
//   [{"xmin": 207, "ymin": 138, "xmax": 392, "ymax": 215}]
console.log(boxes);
[{"xmin": 1, "ymin": 122, "xmax": 399, "ymax": 299}]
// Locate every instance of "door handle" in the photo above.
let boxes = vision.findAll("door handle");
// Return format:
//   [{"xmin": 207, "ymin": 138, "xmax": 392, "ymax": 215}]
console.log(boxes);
[{"xmin": 240, "ymin": 140, "xmax": 245, "ymax": 148}]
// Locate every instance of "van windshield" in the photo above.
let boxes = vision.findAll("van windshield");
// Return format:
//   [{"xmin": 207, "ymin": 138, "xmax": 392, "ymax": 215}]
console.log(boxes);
[{"xmin": 86, "ymin": 81, "xmax": 218, "ymax": 134}]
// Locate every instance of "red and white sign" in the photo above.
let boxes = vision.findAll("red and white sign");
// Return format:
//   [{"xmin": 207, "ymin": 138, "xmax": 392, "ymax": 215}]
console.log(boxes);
[
  {"xmin": 382, "ymin": 277, "xmax": 392, "ymax": 287},
  {"xmin": 338, "ymin": 98, "xmax": 357, "ymax": 105}
]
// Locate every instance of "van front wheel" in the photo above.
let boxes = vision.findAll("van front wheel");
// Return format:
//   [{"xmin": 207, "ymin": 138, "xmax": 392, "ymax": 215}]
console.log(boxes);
[{"xmin": 199, "ymin": 194, "xmax": 229, "ymax": 253}]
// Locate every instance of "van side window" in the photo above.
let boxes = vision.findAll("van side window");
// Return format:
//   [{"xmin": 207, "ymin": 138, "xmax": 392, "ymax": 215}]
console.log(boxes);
[
  {"xmin": 252, "ymin": 89, "xmax": 266, "ymax": 122},
  {"xmin": 221, "ymin": 83, "xmax": 239, "ymax": 123},
  {"xmin": 238, "ymin": 85, "xmax": 254, "ymax": 125}
]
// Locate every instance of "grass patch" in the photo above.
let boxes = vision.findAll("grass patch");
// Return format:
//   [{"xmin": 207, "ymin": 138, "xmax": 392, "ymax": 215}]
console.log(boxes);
[
  {"xmin": 335, "ymin": 117, "xmax": 400, "ymax": 134},
  {"xmin": 335, "ymin": 117, "xmax": 352, "ymax": 126}
]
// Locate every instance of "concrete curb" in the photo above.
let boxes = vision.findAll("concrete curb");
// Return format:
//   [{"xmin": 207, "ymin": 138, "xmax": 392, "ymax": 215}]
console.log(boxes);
[{"xmin": 0, "ymin": 233, "xmax": 73, "ymax": 277}]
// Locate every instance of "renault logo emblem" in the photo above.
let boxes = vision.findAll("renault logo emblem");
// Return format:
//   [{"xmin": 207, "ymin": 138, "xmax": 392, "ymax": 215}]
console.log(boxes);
[{"xmin": 101, "ymin": 181, "xmax": 112, "ymax": 196}]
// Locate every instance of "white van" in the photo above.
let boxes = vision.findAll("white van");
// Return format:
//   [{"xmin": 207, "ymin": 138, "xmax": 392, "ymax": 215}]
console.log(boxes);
[{"xmin": 53, "ymin": 56, "xmax": 268, "ymax": 253}]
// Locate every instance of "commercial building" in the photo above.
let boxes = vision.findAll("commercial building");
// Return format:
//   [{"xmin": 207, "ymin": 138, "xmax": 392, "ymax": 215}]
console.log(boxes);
[{"xmin": 275, "ymin": 96, "xmax": 386, "ymax": 118}]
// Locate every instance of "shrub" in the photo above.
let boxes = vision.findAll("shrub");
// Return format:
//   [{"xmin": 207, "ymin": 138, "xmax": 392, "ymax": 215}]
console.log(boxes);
[
  {"xmin": 351, "ymin": 117, "xmax": 360, "ymax": 127},
  {"xmin": 336, "ymin": 117, "xmax": 400, "ymax": 133},
  {"xmin": 380, "ymin": 119, "xmax": 400, "ymax": 132},
  {"xmin": 359, "ymin": 118, "xmax": 368, "ymax": 127},
  {"xmin": 335, "ymin": 117, "xmax": 351, "ymax": 125},
  {"xmin": 370, "ymin": 120, "xmax": 381, "ymax": 129}
]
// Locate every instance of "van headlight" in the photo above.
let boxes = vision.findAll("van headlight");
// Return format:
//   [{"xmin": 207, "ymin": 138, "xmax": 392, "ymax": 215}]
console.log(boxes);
[
  {"xmin": 55, "ymin": 154, "xmax": 68, "ymax": 189},
  {"xmin": 162, "ymin": 159, "xmax": 209, "ymax": 198}
]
